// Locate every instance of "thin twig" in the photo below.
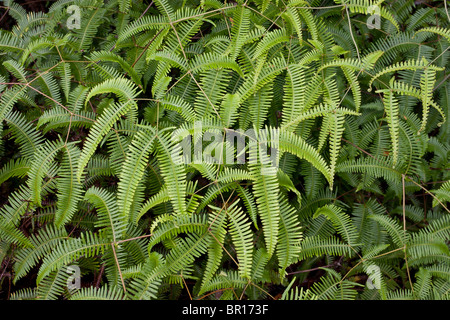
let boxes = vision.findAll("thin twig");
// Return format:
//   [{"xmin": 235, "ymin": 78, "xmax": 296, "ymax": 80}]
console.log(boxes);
[
  {"xmin": 139, "ymin": 1, "xmax": 154, "ymax": 20},
  {"xmin": 95, "ymin": 264, "xmax": 105, "ymax": 288},
  {"xmin": 239, "ymin": 280, "xmax": 251, "ymax": 300},
  {"xmin": 444, "ymin": 0, "xmax": 450, "ymax": 23},
  {"xmin": 402, "ymin": 174, "xmax": 414, "ymax": 294},
  {"xmin": 196, "ymin": 287, "xmax": 235, "ymax": 300},
  {"xmin": 116, "ymin": 233, "xmax": 153, "ymax": 244},
  {"xmin": 180, "ymin": 272, "xmax": 193, "ymax": 300},
  {"xmin": 286, "ymin": 265, "xmax": 333, "ymax": 275},
  {"xmin": 111, "ymin": 243, "xmax": 127, "ymax": 293},
  {"xmin": 131, "ymin": 28, "xmax": 165, "ymax": 69},
  {"xmin": 341, "ymin": 138, "xmax": 375, "ymax": 158},
  {"xmin": 405, "ymin": 175, "xmax": 450, "ymax": 213},
  {"xmin": 345, "ymin": 4, "xmax": 361, "ymax": 62}
]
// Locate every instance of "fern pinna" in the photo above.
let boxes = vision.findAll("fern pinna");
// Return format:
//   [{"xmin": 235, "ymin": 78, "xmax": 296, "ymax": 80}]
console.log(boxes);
[{"xmin": 0, "ymin": 0, "xmax": 449, "ymax": 300}]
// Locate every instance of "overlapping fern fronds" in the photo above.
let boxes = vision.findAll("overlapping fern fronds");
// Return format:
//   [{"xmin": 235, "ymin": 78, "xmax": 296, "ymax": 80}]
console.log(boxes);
[{"xmin": 0, "ymin": 0, "xmax": 448, "ymax": 301}]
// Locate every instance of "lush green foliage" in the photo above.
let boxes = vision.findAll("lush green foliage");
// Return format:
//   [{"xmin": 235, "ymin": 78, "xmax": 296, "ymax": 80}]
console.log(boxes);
[{"xmin": 0, "ymin": 0, "xmax": 449, "ymax": 300}]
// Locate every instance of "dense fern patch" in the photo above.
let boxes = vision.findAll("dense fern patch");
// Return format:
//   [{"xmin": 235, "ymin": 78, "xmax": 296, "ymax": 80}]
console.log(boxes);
[{"xmin": 0, "ymin": 0, "xmax": 449, "ymax": 300}]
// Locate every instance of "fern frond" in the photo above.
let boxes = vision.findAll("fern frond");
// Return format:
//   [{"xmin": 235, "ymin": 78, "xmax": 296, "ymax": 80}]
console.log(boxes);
[
  {"xmin": 314, "ymin": 204, "xmax": 359, "ymax": 247},
  {"xmin": 0, "ymin": 158, "xmax": 30, "ymax": 185},
  {"xmin": 148, "ymin": 214, "xmax": 208, "ymax": 250},
  {"xmin": 36, "ymin": 269, "xmax": 69, "ymax": 300},
  {"xmin": 418, "ymin": 67, "xmax": 436, "ymax": 133},
  {"xmin": 156, "ymin": 131, "xmax": 187, "ymax": 216},
  {"xmin": 13, "ymin": 225, "xmax": 67, "ymax": 283},
  {"xmin": 382, "ymin": 90, "xmax": 400, "ymax": 166},
  {"xmin": 84, "ymin": 186, "xmax": 127, "ymax": 243},
  {"xmin": 27, "ymin": 139, "xmax": 65, "ymax": 207},
  {"xmin": 77, "ymin": 80, "xmax": 140, "ymax": 182},
  {"xmin": 279, "ymin": 130, "xmax": 331, "ymax": 184},
  {"xmin": 415, "ymin": 27, "xmax": 450, "ymax": 43},
  {"xmin": 253, "ymin": 28, "xmax": 290, "ymax": 59},
  {"xmin": 281, "ymin": 278, "xmax": 317, "ymax": 300},
  {"xmin": 250, "ymin": 247, "xmax": 270, "ymax": 282},
  {"xmin": 368, "ymin": 58, "xmax": 444, "ymax": 90},
  {"xmin": 199, "ymin": 206, "xmax": 227, "ymax": 293},
  {"xmin": 226, "ymin": 201, "xmax": 254, "ymax": 279},
  {"xmin": 88, "ymin": 50, "xmax": 142, "ymax": 87},
  {"xmin": 298, "ymin": 236, "xmax": 353, "ymax": 259},
  {"xmin": 277, "ymin": 196, "xmax": 302, "ymax": 276},
  {"xmin": 70, "ymin": 284, "xmax": 125, "ymax": 300},
  {"xmin": 336, "ymin": 157, "xmax": 402, "ymax": 183},
  {"xmin": 0, "ymin": 221, "xmax": 33, "ymax": 248},
  {"xmin": 117, "ymin": 127, "xmax": 157, "ymax": 219},
  {"xmin": 228, "ymin": 5, "xmax": 251, "ymax": 60},
  {"xmin": 281, "ymin": 64, "xmax": 306, "ymax": 129},
  {"xmin": 37, "ymin": 231, "xmax": 108, "ymax": 284},
  {"xmin": 368, "ymin": 214, "xmax": 409, "ymax": 247},
  {"xmin": 54, "ymin": 144, "xmax": 83, "ymax": 228},
  {"xmin": 134, "ymin": 186, "xmax": 169, "ymax": 225}
]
